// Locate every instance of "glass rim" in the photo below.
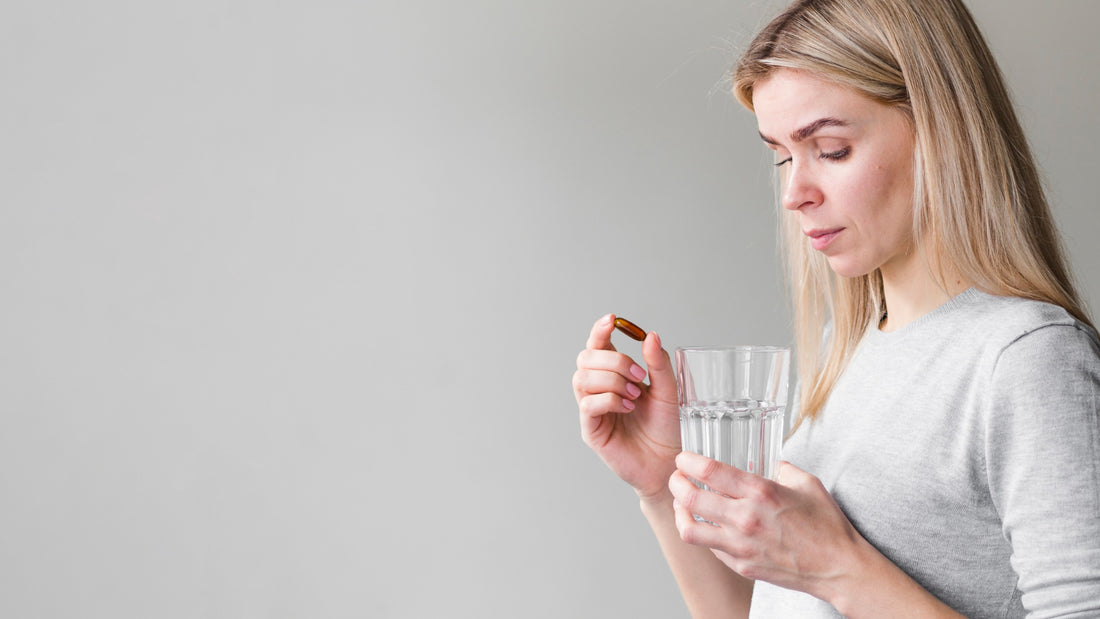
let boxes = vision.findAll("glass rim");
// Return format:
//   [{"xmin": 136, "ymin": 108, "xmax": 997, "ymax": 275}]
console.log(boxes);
[{"xmin": 675, "ymin": 345, "xmax": 790, "ymax": 353}]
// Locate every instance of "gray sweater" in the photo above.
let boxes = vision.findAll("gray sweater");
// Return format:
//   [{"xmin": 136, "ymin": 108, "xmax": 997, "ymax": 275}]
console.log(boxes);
[{"xmin": 749, "ymin": 289, "xmax": 1100, "ymax": 618}]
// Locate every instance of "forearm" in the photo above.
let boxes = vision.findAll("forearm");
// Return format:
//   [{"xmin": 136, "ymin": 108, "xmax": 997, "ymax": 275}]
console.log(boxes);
[
  {"xmin": 640, "ymin": 491, "xmax": 753, "ymax": 618},
  {"xmin": 824, "ymin": 538, "xmax": 964, "ymax": 619}
]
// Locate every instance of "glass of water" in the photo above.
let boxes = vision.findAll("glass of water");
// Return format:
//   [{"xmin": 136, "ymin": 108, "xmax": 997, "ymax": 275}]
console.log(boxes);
[{"xmin": 675, "ymin": 346, "xmax": 791, "ymax": 497}]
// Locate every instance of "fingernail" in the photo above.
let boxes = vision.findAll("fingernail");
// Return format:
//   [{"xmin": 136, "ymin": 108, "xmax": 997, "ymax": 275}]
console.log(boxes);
[
  {"xmin": 622, "ymin": 398, "xmax": 635, "ymax": 411},
  {"xmin": 653, "ymin": 331, "xmax": 662, "ymax": 348},
  {"xmin": 600, "ymin": 313, "xmax": 613, "ymax": 326},
  {"xmin": 629, "ymin": 364, "xmax": 646, "ymax": 381},
  {"xmin": 626, "ymin": 383, "xmax": 641, "ymax": 398}
]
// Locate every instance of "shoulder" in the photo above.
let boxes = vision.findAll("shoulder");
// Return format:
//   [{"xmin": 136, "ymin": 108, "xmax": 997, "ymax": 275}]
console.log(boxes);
[
  {"xmin": 915, "ymin": 289, "xmax": 1100, "ymax": 389},
  {"xmin": 961, "ymin": 289, "xmax": 1097, "ymax": 355},
  {"xmin": 966, "ymin": 289, "xmax": 1082, "ymax": 333},
  {"xmin": 962, "ymin": 291, "xmax": 1100, "ymax": 401}
]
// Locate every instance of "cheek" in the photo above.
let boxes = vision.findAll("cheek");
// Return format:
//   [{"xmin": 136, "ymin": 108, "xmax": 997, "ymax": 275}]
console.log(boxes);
[{"xmin": 852, "ymin": 164, "xmax": 913, "ymax": 231}]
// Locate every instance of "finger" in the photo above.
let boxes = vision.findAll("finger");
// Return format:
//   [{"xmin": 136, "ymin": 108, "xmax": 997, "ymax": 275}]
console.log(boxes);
[
  {"xmin": 675, "ymin": 451, "xmax": 767, "ymax": 500},
  {"xmin": 579, "ymin": 392, "xmax": 635, "ymax": 446},
  {"xmin": 672, "ymin": 479, "xmax": 762, "ymax": 562},
  {"xmin": 774, "ymin": 461, "xmax": 823, "ymax": 495},
  {"xmin": 576, "ymin": 349, "xmax": 649, "ymax": 383},
  {"xmin": 578, "ymin": 391, "xmax": 635, "ymax": 429},
  {"xmin": 668, "ymin": 469, "xmax": 735, "ymax": 525},
  {"xmin": 672, "ymin": 496, "xmax": 728, "ymax": 549},
  {"xmin": 585, "ymin": 313, "xmax": 618, "ymax": 351},
  {"xmin": 672, "ymin": 497, "xmax": 699, "ymax": 535},
  {"xmin": 572, "ymin": 368, "xmax": 644, "ymax": 401},
  {"xmin": 776, "ymin": 461, "xmax": 795, "ymax": 487},
  {"xmin": 642, "ymin": 331, "xmax": 677, "ymax": 402},
  {"xmin": 709, "ymin": 548, "xmax": 759, "ymax": 582},
  {"xmin": 710, "ymin": 548, "xmax": 737, "ymax": 566}
]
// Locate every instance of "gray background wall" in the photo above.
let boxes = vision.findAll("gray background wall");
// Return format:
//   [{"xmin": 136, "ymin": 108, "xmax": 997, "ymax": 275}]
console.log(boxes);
[{"xmin": 1, "ymin": 1, "xmax": 1096, "ymax": 617}]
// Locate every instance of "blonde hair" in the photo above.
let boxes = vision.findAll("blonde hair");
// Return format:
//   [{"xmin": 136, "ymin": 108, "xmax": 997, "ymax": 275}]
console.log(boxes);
[{"xmin": 732, "ymin": 0, "xmax": 1093, "ymax": 428}]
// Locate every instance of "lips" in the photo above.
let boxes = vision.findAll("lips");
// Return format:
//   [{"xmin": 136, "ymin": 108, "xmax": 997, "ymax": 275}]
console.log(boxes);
[{"xmin": 805, "ymin": 227, "xmax": 844, "ymax": 251}]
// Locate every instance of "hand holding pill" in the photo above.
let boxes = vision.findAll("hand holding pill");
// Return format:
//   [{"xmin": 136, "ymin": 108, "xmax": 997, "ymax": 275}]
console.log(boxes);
[{"xmin": 572, "ymin": 313, "xmax": 681, "ymax": 501}]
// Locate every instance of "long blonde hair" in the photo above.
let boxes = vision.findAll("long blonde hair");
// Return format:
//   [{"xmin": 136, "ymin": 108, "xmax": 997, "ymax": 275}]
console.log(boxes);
[{"xmin": 732, "ymin": 0, "xmax": 1093, "ymax": 427}]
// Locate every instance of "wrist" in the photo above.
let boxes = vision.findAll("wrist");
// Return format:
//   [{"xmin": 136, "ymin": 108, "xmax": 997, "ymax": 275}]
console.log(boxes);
[
  {"xmin": 637, "ymin": 487, "xmax": 674, "ymax": 513},
  {"xmin": 824, "ymin": 538, "xmax": 961, "ymax": 619},
  {"xmin": 820, "ymin": 536, "xmax": 878, "ymax": 615}
]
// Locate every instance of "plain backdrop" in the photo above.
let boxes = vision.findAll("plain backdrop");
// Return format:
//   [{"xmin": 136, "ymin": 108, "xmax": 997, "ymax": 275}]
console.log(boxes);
[{"xmin": 2, "ymin": 1, "xmax": 1097, "ymax": 617}]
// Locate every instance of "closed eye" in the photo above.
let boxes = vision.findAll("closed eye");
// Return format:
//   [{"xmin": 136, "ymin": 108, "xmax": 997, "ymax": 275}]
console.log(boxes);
[
  {"xmin": 775, "ymin": 146, "xmax": 849, "ymax": 167},
  {"xmin": 820, "ymin": 147, "xmax": 851, "ymax": 161}
]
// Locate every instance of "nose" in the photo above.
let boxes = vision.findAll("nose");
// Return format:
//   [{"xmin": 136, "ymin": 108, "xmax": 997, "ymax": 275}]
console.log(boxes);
[{"xmin": 781, "ymin": 160, "xmax": 824, "ymax": 211}]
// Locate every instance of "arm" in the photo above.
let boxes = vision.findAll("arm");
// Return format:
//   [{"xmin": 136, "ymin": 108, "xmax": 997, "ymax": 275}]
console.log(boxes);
[
  {"xmin": 641, "ymin": 490, "xmax": 753, "ymax": 618},
  {"xmin": 573, "ymin": 315, "xmax": 752, "ymax": 615},
  {"xmin": 669, "ymin": 453, "xmax": 965, "ymax": 618},
  {"xmin": 984, "ymin": 324, "xmax": 1100, "ymax": 615}
]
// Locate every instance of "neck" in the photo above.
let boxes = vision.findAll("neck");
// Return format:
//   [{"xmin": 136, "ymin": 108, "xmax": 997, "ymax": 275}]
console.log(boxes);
[{"xmin": 878, "ymin": 249, "xmax": 970, "ymax": 332}]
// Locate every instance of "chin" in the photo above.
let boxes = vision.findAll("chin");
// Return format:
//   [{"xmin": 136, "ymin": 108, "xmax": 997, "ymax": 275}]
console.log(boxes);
[{"xmin": 825, "ymin": 256, "xmax": 874, "ymax": 279}]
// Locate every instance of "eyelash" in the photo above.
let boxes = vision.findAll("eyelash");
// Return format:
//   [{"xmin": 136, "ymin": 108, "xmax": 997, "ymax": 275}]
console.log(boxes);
[
  {"xmin": 821, "ymin": 146, "xmax": 851, "ymax": 161},
  {"xmin": 774, "ymin": 147, "xmax": 851, "ymax": 167}
]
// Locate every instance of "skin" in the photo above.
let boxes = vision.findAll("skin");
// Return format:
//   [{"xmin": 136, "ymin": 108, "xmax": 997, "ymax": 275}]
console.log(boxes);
[
  {"xmin": 755, "ymin": 69, "xmax": 968, "ymax": 331},
  {"xmin": 758, "ymin": 69, "xmax": 918, "ymax": 281},
  {"xmin": 574, "ymin": 68, "xmax": 970, "ymax": 617}
]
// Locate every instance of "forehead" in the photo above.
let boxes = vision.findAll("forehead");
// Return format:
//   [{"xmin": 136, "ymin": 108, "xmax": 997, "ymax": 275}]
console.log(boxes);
[{"xmin": 753, "ymin": 69, "xmax": 882, "ymax": 138}]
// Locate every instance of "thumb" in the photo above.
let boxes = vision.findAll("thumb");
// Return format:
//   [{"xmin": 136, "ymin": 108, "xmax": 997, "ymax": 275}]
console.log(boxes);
[
  {"xmin": 775, "ymin": 461, "xmax": 815, "ymax": 488},
  {"xmin": 585, "ymin": 313, "xmax": 618, "ymax": 352},
  {"xmin": 642, "ymin": 331, "xmax": 677, "ymax": 403}
]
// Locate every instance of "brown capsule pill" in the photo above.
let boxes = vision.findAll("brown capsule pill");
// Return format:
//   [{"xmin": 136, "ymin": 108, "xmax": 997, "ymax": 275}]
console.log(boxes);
[{"xmin": 614, "ymin": 317, "xmax": 647, "ymax": 341}]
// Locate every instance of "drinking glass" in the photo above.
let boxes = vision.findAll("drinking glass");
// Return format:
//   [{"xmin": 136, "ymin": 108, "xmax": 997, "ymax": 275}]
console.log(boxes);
[{"xmin": 676, "ymin": 346, "xmax": 791, "ymax": 501}]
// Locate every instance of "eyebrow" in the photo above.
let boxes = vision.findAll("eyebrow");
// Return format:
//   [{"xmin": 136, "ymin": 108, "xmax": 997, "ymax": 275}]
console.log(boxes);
[{"xmin": 759, "ymin": 117, "xmax": 849, "ymax": 146}]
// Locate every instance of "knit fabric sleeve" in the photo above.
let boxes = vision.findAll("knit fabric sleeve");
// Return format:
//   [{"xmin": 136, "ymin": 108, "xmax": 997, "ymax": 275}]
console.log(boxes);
[{"xmin": 984, "ymin": 323, "xmax": 1100, "ymax": 617}]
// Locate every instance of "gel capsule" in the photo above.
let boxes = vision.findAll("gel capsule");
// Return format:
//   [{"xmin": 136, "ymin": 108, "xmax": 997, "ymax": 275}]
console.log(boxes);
[{"xmin": 614, "ymin": 317, "xmax": 646, "ymax": 341}]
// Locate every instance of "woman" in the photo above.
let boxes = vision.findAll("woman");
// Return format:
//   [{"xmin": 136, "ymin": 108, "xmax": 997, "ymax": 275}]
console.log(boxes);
[{"xmin": 572, "ymin": 0, "xmax": 1100, "ymax": 616}]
